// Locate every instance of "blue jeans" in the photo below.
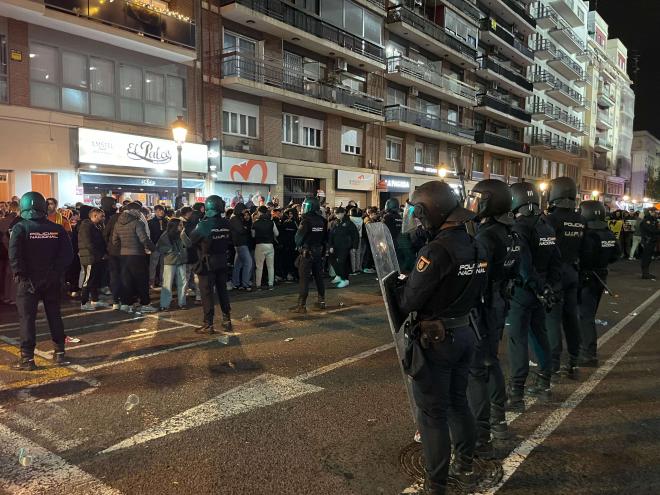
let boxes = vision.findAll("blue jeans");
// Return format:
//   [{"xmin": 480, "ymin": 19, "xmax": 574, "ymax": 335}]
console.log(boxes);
[
  {"xmin": 160, "ymin": 264, "xmax": 187, "ymax": 309},
  {"xmin": 232, "ymin": 245, "xmax": 253, "ymax": 288}
]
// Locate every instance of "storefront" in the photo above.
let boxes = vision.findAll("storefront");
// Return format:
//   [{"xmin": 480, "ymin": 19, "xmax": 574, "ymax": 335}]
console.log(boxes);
[
  {"xmin": 77, "ymin": 128, "xmax": 209, "ymax": 207},
  {"xmin": 213, "ymin": 156, "xmax": 278, "ymax": 206},
  {"xmin": 378, "ymin": 174, "xmax": 411, "ymax": 208},
  {"xmin": 335, "ymin": 170, "xmax": 375, "ymax": 208}
]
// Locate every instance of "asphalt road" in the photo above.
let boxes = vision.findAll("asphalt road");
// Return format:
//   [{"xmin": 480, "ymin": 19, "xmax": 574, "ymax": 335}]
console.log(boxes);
[{"xmin": 0, "ymin": 260, "xmax": 658, "ymax": 495}]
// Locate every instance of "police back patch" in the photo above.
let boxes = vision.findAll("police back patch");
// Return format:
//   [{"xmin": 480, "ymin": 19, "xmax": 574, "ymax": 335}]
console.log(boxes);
[{"xmin": 416, "ymin": 256, "xmax": 431, "ymax": 272}]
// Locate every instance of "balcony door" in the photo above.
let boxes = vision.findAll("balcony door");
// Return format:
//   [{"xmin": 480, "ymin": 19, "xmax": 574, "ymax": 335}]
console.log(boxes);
[
  {"xmin": 223, "ymin": 31, "xmax": 257, "ymax": 82},
  {"xmin": 283, "ymin": 51, "xmax": 304, "ymax": 93}
]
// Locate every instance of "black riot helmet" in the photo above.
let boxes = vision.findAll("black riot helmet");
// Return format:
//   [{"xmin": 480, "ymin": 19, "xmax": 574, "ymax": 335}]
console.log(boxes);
[
  {"xmin": 301, "ymin": 196, "xmax": 320, "ymax": 215},
  {"xmin": 548, "ymin": 177, "xmax": 577, "ymax": 209},
  {"xmin": 467, "ymin": 179, "xmax": 512, "ymax": 221},
  {"xmin": 384, "ymin": 197, "xmax": 399, "ymax": 212},
  {"xmin": 19, "ymin": 191, "xmax": 47, "ymax": 220},
  {"xmin": 204, "ymin": 195, "xmax": 225, "ymax": 218},
  {"xmin": 580, "ymin": 200, "xmax": 608, "ymax": 229},
  {"xmin": 402, "ymin": 180, "xmax": 473, "ymax": 234},
  {"xmin": 510, "ymin": 182, "xmax": 540, "ymax": 216}
]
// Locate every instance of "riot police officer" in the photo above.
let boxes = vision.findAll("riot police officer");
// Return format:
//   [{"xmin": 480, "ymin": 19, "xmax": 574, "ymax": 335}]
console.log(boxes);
[
  {"xmin": 397, "ymin": 181, "xmax": 488, "ymax": 495},
  {"xmin": 640, "ymin": 207, "xmax": 659, "ymax": 279},
  {"xmin": 290, "ymin": 197, "xmax": 327, "ymax": 313},
  {"xmin": 9, "ymin": 192, "xmax": 73, "ymax": 370},
  {"xmin": 383, "ymin": 197, "xmax": 403, "ymax": 249},
  {"xmin": 186, "ymin": 195, "xmax": 232, "ymax": 334},
  {"xmin": 577, "ymin": 200, "xmax": 619, "ymax": 367},
  {"xmin": 544, "ymin": 177, "xmax": 586, "ymax": 379},
  {"xmin": 465, "ymin": 180, "xmax": 519, "ymax": 452},
  {"xmin": 506, "ymin": 183, "xmax": 562, "ymax": 410}
]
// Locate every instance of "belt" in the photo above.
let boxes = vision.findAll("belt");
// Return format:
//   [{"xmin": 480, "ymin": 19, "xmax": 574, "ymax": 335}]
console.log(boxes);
[{"xmin": 438, "ymin": 315, "xmax": 470, "ymax": 329}]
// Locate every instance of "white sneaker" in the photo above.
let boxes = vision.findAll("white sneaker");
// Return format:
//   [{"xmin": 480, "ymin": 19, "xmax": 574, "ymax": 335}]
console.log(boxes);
[
  {"xmin": 120, "ymin": 304, "xmax": 132, "ymax": 313},
  {"xmin": 413, "ymin": 430, "xmax": 422, "ymax": 443},
  {"xmin": 112, "ymin": 303, "xmax": 121, "ymax": 310},
  {"xmin": 363, "ymin": 268, "xmax": 376, "ymax": 274},
  {"xmin": 286, "ymin": 274, "xmax": 294, "ymax": 281},
  {"xmin": 331, "ymin": 276, "xmax": 342, "ymax": 284},
  {"xmin": 92, "ymin": 301, "xmax": 110, "ymax": 308},
  {"xmin": 226, "ymin": 282, "xmax": 234, "ymax": 291},
  {"xmin": 80, "ymin": 303, "xmax": 96, "ymax": 311},
  {"xmin": 138, "ymin": 305, "xmax": 157, "ymax": 313},
  {"xmin": 336, "ymin": 280, "xmax": 350, "ymax": 288},
  {"xmin": 100, "ymin": 287, "xmax": 112, "ymax": 295}
]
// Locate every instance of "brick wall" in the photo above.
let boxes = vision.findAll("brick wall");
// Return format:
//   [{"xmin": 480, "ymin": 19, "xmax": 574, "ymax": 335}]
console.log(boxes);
[
  {"xmin": 325, "ymin": 114, "xmax": 342, "ymax": 165},
  {"xmin": 261, "ymin": 98, "xmax": 282, "ymax": 157},
  {"xmin": 7, "ymin": 19, "xmax": 29, "ymax": 107},
  {"xmin": 364, "ymin": 122, "xmax": 385, "ymax": 171},
  {"xmin": 403, "ymin": 132, "xmax": 416, "ymax": 174}
]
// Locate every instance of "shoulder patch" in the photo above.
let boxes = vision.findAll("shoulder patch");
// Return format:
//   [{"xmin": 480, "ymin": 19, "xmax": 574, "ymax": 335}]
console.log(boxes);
[{"xmin": 416, "ymin": 255, "xmax": 431, "ymax": 273}]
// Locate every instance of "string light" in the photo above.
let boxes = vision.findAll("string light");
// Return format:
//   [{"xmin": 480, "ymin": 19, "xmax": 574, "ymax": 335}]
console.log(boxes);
[{"xmin": 126, "ymin": 0, "xmax": 192, "ymax": 22}]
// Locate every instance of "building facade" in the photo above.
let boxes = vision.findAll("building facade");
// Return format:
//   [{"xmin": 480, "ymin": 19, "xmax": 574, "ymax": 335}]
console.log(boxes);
[{"xmin": 631, "ymin": 131, "xmax": 660, "ymax": 203}]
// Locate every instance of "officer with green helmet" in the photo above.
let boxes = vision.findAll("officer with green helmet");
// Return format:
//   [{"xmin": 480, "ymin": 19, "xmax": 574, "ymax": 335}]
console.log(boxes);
[
  {"xmin": 184, "ymin": 195, "xmax": 233, "ymax": 333},
  {"xmin": 9, "ymin": 192, "xmax": 73, "ymax": 370},
  {"xmin": 290, "ymin": 196, "xmax": 327, "ymax": 313}
]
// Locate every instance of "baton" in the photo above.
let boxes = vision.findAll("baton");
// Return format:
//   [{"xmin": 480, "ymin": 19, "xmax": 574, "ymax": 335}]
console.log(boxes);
[{"xmin": 591, "ymin": 271, "xmax": 618, "ymax": 298}]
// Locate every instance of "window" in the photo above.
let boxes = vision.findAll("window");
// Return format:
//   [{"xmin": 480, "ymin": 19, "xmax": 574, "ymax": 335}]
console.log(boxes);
[
  {"xmin": 223, "ymin": 98, "xmax": 258, "ymax": 138},
  {"xmin": 414, "ymin": 142, "xmax": 438, "ymax": 167},
  {"xmin": 0, "ymin": 35, "xmax": 6, "ymax": 102},
  {"xmin": 386, "ymin": 137, "xmax": 402, "ymax": 161},
  {"xmin": 90, "ymin": 57, "xmax": 115, "ymax": 118},
  {"xmin": 30, "ymin": 43, "xmax": 59, "ymax": 109},
  {"xmin": 283, "ymin": 114, "xmax": 325, "ymax": 148},
  {"xmin": 341, "ymin": 125, "xmax": 362, "ymax": 155},
  {"xmin": 387, "ymin": 87, "xmax": 406, "ymax": 106},
  {"xmin": 321, "ymin": 0, "xmax": 383, "ymax": 45},
  {"xmin": 444, "ymin": 10, "xmax": 478, "ymax": 48}
]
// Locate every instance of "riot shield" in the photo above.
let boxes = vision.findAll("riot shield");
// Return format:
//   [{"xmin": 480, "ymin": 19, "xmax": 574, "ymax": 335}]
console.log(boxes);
[{"xmin": 366, "ymin": 222, "xmax": 418, "ymax": 423}]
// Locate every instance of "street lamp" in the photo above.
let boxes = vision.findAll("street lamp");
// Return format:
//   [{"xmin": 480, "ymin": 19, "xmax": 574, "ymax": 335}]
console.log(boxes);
[
  {"xmin": 643, "ymin": 197, "xmax": 650, "ymax": 203},
  {"xmin": 623, "ymin": 195, "xmax": 630, "ymax": 201},
  {"xmin": 592, "ymin": 190, "xmax": 599, "ymax": 199},
  {"xmin": 539, "ymin": 182, "xmax": 548, "ymax": 192},
  {"xmin": 171, "ymin": 115, "xmax": 188, "ymax": 206},
  {"xmin": 438, "ymin": 167, "xmax": 448, "ymax": 179}
]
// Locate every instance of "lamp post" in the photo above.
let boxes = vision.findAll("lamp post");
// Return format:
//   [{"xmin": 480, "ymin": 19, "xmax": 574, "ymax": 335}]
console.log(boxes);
[{"xmin": 171, "ymin": 115, "xmax": 188, "ymax": 207}]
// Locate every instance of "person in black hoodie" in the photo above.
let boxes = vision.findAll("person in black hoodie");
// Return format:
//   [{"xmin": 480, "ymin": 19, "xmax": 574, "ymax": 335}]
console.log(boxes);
[
  {"xmin": 328, "ymin": 207, "xmax": 358, "ymax": 289},
  {"xmin": 252, "ymin": 206, "xmax": 279, "ymax": 289},
  {"xmin": 103, "ymin": 201, "xmax": 123, "ymax": 309},
  {"xmin": 148, "ymin": 205, "xmax": 168, "ymax": 288},
  {"xmin": 78, "ymin": 208, "xmax": 109, "ymax": 311},
  {"xmin": 230, "ymin": 203, "xmax": 253, "ymax": 290},
  {"xmin": 279, "ymin": 208, "xmax": 299, "ymax": 282},
  {"xmin": 181, "ymin": 206, "xmax": 201, "ymax": 303}
]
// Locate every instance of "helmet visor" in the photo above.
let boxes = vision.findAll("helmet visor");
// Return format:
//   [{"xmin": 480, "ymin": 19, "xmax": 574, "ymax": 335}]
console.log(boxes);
[
  {"xmin": 465, "ymin": 191, "xmax": 482, "ymax": 215},
  {"xmin": 401, "ymin": 201, "xmax": 419, "ymax": 234}
]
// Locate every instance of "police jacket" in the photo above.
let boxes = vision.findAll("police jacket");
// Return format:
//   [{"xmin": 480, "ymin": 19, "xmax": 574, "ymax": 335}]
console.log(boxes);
[
  {"xmin": 398, "ymin": 225, "xmax": 488, "ymax": 320},
  {"xmin": 186, "ymin": 216, "xmax": 231, "ymax": 273},
  {"xmin": 641, "ymin": 214, "xmax": 659, "ymax": 242},
  {"xmin": 545, "ymin": 208, "xmax": 585, "ymax": 265},
  {"xmin": 9, "ymin": 217, "xmax": 73, "ymax": 279},
  {"xmin": 295, "ymin": 212, "xmax": 327, "ymax": 249},
  {"xmin": 513, "ymin": 214, "xmax": 562, "ymax": 293},
  {"xmin": 112, "ymin": 210, "xmax": 156, "ymax": 256},
  {"xmin": 580, "ymin": 226, "xmax": 618, "ymax": 274},
  {"xmin": 252, "ymin": 217, "xmax": 278, "ymax": 245},
  {"xmin": 78, "ymin": 219, "xmax": 106, "ymax": 266},
  {"xmin": 329, "ymin": 217, "xmax": 359, "ymax": 252},
  {"xmin": 229, "ymin": 215, "xmax": 251, "ymax": 247},
  {"xmin": 383, "ymin": 210, "xmax": 403, "ymax": 242},
  {"xmin": 476, "ymin": 217, "xmax": 520, "ymax": 290},
  {"xmin": 148, "ymin": 216, "xmax": 169, "ymax": 245}
]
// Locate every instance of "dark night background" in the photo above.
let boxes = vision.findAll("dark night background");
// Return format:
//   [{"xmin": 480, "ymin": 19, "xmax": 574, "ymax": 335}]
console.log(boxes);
[{"xmin": 593, "ymin": 0, "xmax": 660, "ymax": 138}]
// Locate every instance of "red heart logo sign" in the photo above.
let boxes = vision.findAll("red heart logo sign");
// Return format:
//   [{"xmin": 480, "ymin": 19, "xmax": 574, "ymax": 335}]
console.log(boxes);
[{"xmin": 230, "ymin": 160, "xmax": 269, "ymax": 184}]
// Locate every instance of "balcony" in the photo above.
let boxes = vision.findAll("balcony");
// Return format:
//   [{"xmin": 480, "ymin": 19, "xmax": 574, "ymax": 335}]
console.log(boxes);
[
  {"xmin": 597, "ymin": 88, "xmax": 616, "ymax": 108},
  {"xmin": 532, "ymin": 3, "xmax": 557, "ymax": 29},
  {"xmin": 474, "ymin": 130, "xmax": 530, "ymax": 157},
  {"xmin": 548, "ymin": 0, "xmax": 586, "ymax": 28},
  {"xmin": 443, "ymin": 0, "xmax": 483, "ymax": 23},
  {"xmin": 547, "ymin": 51, "xmax": 585, "ymax": 81},
  {"xmin": 476, "ymin": 56, "xmax": 533, "ymax": 97},
  {"xmin": 386, "ymin": 4, "xmax": 478, "ymax": 68},
  {"xmin": 386, "ymin": 56, "xmax": 477, "ymax": 107},
  {"xmin": 545, "ymin": 76, "xmax": 585, "ymax": 108},
  {"xmin": 475, "ymin": 93, "xmax": 532, "ymax": 127},
  {"xmin": 219, "ymin": 0, "xmax": 385, "ymax": 71},
  {"xmin": 531, "ymin": 101, "xmax": 554, "ymax": 120},
  {"xmin": 479, "ymin": 0, "xmax": 536, "ymax": 35},
  {"xmin": 220, "ymin": 52, "xmax": 384, "ymax": 122},
  {"xmin": 594, "ymin": 136, "xmax": 613, "ymax": 153},
  {"xmin": 596, "ymin": 110, "xmax": 613, "ymax": 131},
  {"xmin": 531, "ymin": 101, "xmax": 583, "ymax": 133},
  {"xmin": 531, "ymin": 70, "xmax": 553, "ymax": 90},
  {"xmin": 534, "ymin": 38, "xmax": 555, "ymax": 60},
  {"xmin": 549, "ymin": 25, "xmax": 585, "ymax": 54},
  {"xmin": 531, "ymin": 134, "xmax": 585, "ymax": 158},
  {"xmin": 384, "ymin": 105, "xmax": 475, "ymax": 144},
  {"xmin": 480, "ymin": 17, "xmax": 534, "ymax": 66}
]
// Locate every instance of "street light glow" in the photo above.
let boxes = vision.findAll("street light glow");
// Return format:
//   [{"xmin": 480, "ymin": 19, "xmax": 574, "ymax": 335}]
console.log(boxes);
[
  {"xmin": 623, "ymin": 195, "xmax": 630, "ymax": 201},
  {"xmin": 438, "ymin": 167, "xmax": 448, "ymax": 179},
  {"xmin": 643, "ymin": 197, "xmax": 649, "ymax": 202},
  {"xmin": 539, "ymin": 182, "xmax": 548, "ymax": 192},
  {"xmin": 592, "ymin": 190, "xmax": 599, "ymax": 197},
  {"xmin": 171, "ymin": 115, "xmax": 188, "ymax": 144}
]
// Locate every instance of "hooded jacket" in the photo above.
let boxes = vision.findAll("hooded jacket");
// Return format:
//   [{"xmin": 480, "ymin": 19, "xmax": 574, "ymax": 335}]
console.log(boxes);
[
  {"xmin": 349, "ymin": 216, "xmax": 364, "ymax": 239},
  {"xmin": 112, "ymin": 209, "xmax": 155, "ymax": 256},
  {"xmin": 329, "ymin": 217, "xmax": 359, "ymax": 251},
  {"xmin": 157, "ymin": 229, "xmax": 188, "ymax": 265},
  {"xmin": 78, "ymin": 218, "xmax": 106, "ymax": 265},
  {"xmin": 230, "ymin": 204, "xmax": 251, "ymax": 247}
]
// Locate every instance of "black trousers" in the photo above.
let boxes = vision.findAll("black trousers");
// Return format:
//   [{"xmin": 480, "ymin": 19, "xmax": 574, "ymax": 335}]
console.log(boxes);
[
  {"xmin": 108, "ymin": 255, "xmax": 122, "ymax": 304},
  {"xmin": 198, "ymin": 269, "xmax": 231, "ymax": 326},
  {"xmin": 298, "ymin": 247, "xmax": 325, "ymax": 303},
  {"xmin": 330, "ymin": 248, "xmax": 350, "ymax": 280},
  {"xmin": 641, "ymin": 239, "xmax": 654, "ymax": 275},
  {"xmin": 16, "ymin": 276, "xmax": 65, "ymax": 359},
  {"xmin": 80, "ymin": 261, "xmax": 106, "ymax": 305},
  {"xmin": 120, "ymin": 255, "xmax": 149, "ymax": 306},
  {"xmin": 412, "ymin": 326, "xmax": 476, "ymax": 492},
  {"xmin": 578, "ymin": 274, "xmax": 605, "ymax": 361},
  {"xmin": 546, "ymin": 264, "xmax": 581, "ymax": 370}
]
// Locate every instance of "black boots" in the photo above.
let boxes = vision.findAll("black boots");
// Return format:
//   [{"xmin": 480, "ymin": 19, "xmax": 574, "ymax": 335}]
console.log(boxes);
[
  {"xmin": 195, "ymin": 324, "xmax": 216, "ymax": 335},
  {"xmin": 526, "ymin": 373, "xmax": 552, "ymax": 402},
  {"xmin": 316, "ymin": 297, "xmax": 326, "ymax": 310},
  {"xmin": 506, "ymin": 387, "xmax": 525, "ymax": 412},
  {"xmin": 53, "ymin": 351, "xmax": 70, "ymax": 366},
  {"xmin": 222, "ymin": 314, "xmax": 233, "ymax": 332},
  {"xmin": 12, "ymin": 357, "xmax": 37, "ymax": 371},
  {"xmin": 289, "ymin": 297, "xmax": 307, "ymax": 314}
]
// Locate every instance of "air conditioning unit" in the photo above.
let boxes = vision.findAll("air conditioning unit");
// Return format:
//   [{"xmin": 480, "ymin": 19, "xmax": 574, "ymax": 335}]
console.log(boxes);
[
  {"xmin": 241, "ymin": 140, "xmax": 250, "ymax": 152},
  {"xmin": 408, "ymin": 86, "xmax": 419, "ymax": 97},
  {"xmin": 334, "ymin": 58, "xmax": 348, "ymax": 72}
]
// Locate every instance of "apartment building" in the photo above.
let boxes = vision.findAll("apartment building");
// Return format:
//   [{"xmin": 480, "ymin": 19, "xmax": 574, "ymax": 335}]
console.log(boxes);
[
  {"xmin": 631, "ymin": 131, "xmax": 660, "ymax": 202},
  {"xmin": 0, "ymin": 0, "xmax": 206, "ymax": 205}
]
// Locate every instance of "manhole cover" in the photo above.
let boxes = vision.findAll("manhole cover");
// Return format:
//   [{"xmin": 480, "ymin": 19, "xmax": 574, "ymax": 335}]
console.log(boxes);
[{"xmin": 399, "ymin": 442, "xmax": 425, "ymax": 479}]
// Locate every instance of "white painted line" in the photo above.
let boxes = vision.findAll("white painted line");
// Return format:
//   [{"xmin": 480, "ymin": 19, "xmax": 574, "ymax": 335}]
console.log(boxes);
[
  {"xmin": 0, "ymin": 409, "xmax": 86, "ymax": 452},
  {"xmin": 100, "ymin": 373, "xmax": 323, "ymax": 454},
  {"xmin": 295, "ymin": 342, "xmax": 395, "ymax": 381},
  {"xmin": 0, "ymin": 336, "xmax": 87, "ymax": 373},
  {"xmin": 36, "ymin": 316, "xmax": 145, "ymax": 338},
  {"xmin": 0, "ymin": 422, "xmax": 121, "ymax": 494},
  {"xmin": 0, "ymin": 308, "xmax": 115, "ymax": 330},
  {"xmin": 65, "ymin": 326, "xmax": 186, "ymax": 350},
  {"xmin": 478, "ymin": 307, "xmax": 660, "ymax": 495}
]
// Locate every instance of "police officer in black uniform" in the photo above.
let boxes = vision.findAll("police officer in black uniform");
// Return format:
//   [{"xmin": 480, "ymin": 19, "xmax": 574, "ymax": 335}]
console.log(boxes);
[
  {"xmin": 640, "ymin": 207, "xmax": 659, "ymax": 279},
  {"xmin": 9, "ymin": 192, "xmax": 73, "ymax": 370},
  {"xmin": 506, "ymin": 183, "xmax": 562, "ymax": 410},
  {"xmin": 383, "ymin": 197, "xmax": 403, "ymax": 250},
  {"xmin": 577, "ymin": 200, "xmax": 619, "ymax": 367},
  {"xmin": 465, "ymin": 180, "xmax": 520, "ymax": 451},
  {"xmin": 186, "ymin": 195, "xmax": 232, "ymax": 334},
  {"xmin": 397, "ymin": 181, "xmax": 488, "ymax": 495},
  {"xmin": 544, "ymin": 177, "xmax": 586, "ymax": 379},
  {"xmin": 290, "ymin": 197, "xmax": 327, "ymax": 313}
]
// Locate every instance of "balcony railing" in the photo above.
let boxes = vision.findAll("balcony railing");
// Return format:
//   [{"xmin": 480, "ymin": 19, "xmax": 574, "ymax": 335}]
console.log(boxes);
[
  {"xmin": 387, "ymin": 5, "xmax": 477, "ymax": 60},
  {"xmin": 475, "ymin": 130, "xmax": 529, "ymax": 153},
  {"xmin": 596, "ymin": 111, "xmax": 613, "ymax": 127},
  {"xmin": 531, "ymin": 134, "xmax": 584, "ymax": 155},
  {"xmin": 221, "ymin": 53, "xmax": 384, "ymax": 116},
  {"xmin": 365, "ymin": 0, "xmax": 386, "ymax": 9},
  {"xmin": 594, "ymin": 136, "xmax": 613, "ymax": 150},
  {"xmin": 477, "ymin": 93, "xmax": 531, "ymax": 123},
  {"xmin": 531, "ymin": 101, "xmax": 582, "ymax": 130},
  {"xmin": 550, "ymin": 51, "xmax": 584, "ymax": 79},
  {"xmin": 478, "ymin": 56, "xmax": 533, "ymax": 91},
  {"xmin": 539, "ymin": 71, "xmax": 584, "ymax": 105},
  {"xmin": 481, "ymin": 17, "xmax": 534, "ymax": 59},
  {"xmin": 220, "ymin": 0, "xmax": 384, "ymax": 62},
  {"xmin": 385, "ymin": 105, "xmax": 475, "ymax": 140},
  {"xmin": 387, "ymin": 56, "xmax": 477, "ymax": 102},
  {"xmin": 500, "ymin": 0, "xmax": 536, "ymax": 28},
  {"xmin": 45, "ymin": 0, "xmax": 195, "ymax": 48}
]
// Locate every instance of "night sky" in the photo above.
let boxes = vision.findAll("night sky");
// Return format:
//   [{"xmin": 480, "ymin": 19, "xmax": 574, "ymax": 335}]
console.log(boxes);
[{"xmin": 593, "ymin": 0, "xmax": 660, "ymax": 138}]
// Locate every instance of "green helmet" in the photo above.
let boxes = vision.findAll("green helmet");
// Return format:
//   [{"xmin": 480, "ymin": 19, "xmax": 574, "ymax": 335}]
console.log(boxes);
[
  {"xmin": 19, "ymin": 192, "xmax": 47, "ymax": 220},
  {"xmin": 385, "ymin": 198, "xmax": 400, "ymax": 211},
  {"xmin": 204, "ymin": 195, "xmax": 225, "ymax": 218},
  {"xmin": 302, "ymin": 197, "xmax": 320, "ymax": 214}
]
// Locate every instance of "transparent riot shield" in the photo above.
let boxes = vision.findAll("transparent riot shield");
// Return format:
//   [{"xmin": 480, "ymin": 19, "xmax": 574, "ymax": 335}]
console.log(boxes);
[{"xmin": 365, "ymin": 222, "xmax": 417, "ymax": 423}]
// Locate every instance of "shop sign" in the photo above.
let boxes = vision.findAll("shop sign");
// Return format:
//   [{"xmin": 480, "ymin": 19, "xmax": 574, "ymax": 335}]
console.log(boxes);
[
  {"xmin": 80, "ymin": 173, "xmax": 205, "ymax": 190},
  {"xmin": 78, "ymin": 128, "xmax": 208, "ymax": 173},
  {"xmin": 380, "ymin": 175, "xmax": 410, "ymax": 193},
  {"xmin": 75, "ymin": 186, "xmax": 84, "ymax": 196},
  {"xmin": 336, "ymin": 170, "xmax": 375, "ymax": 191},
  {"xmin": 218, "ymin": 157, "xmax": 277, "ymax": 185}
]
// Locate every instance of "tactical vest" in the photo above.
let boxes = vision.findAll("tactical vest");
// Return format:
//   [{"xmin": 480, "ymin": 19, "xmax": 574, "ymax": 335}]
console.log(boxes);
[
  {"xmin": 546, "ymin": 209, "xmax": 585, "ymax": 264},
  {"xmin": 584, "ymin": 228, "xmax": 617, "ymax": 271},
  {"xmin": 300, "ymin": 214, "xmax": 326, "ymax": 248},
  {"xmin": 527, "ymin": 215, "xmax": 558, "ymax": 280}
]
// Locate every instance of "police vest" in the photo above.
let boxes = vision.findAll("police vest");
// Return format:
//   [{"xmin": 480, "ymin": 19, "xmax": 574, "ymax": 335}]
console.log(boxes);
[
  {"xmin": 301, "ymin": 214, "xmax": 326, "ymax": 248},
  {"xmin": 530, "ymin": 216, "xmax": 558, "ymax": 278},
  {"xmin": 477, "ymin": 220, "xmax": 520, "ymax": 286},
  {"xmin": 584, "ymin": 228, "xmax": 617, "ymax": 271},
  {"xmin": 200, "ymin": 217, "xmax": 231, "ymax": 270},
  {"xmin": 546, "ymin": 209, "xmax": 585, "ymax": 264}
]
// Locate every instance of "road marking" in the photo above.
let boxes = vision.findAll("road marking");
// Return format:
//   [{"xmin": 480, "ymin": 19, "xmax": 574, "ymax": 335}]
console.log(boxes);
[
  {"xmin": 35, "ymin": 316, "xmax": 145, "ymax": 338},
  {"xmin": 100, "ymin": 373, "xmax": 324, "ymax": 454},
  {"xmin": 0, "ymin": 344, "xmax": 77, "ymax": 392},
  {"xmin": 295, "ymin": 342, "xmax": 395, "ymax": 381},
  {"xmin": 0, "ymin": 422, "xmax": 121, "ymax": 495},
  {"xmin": 479, "ymin": 307, "xmax": 660, "ymax": 494},
  {"xmin": 17, "ymin": 377, "xmax": 101, "ymax": 405},
  {"xmin": 64, "ymin": 325, "xmax": 188, "ymax": 351},
  {"xmin": 0, "ymin": 308, "xmax": 115, "ymax": 330},
  {"xmin": 0, "ymin": 409, "xmax": 86, "ymax": 452},
  {"xmin": 0, "ymin": 337, "xmax": 87, "ymax": 374}
]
